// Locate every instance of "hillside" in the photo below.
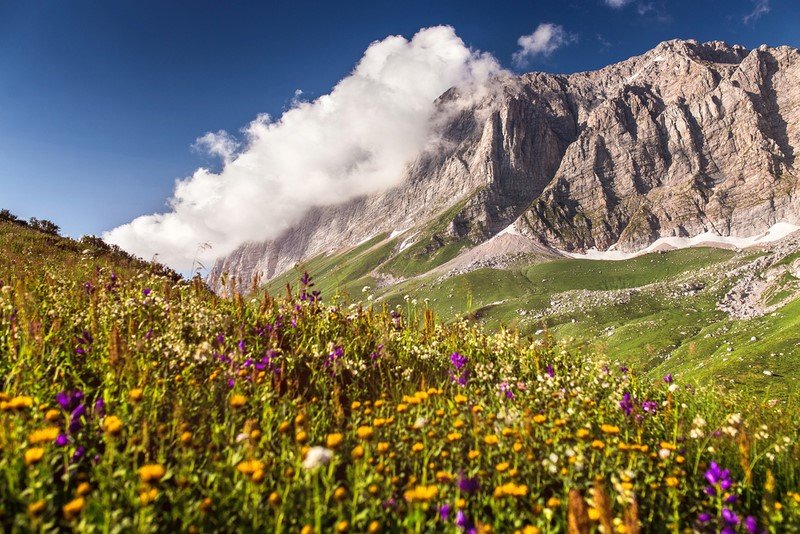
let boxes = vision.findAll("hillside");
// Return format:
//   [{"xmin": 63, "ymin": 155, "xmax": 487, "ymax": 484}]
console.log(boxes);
[
  {"xmin": 258, "ymin": 227, "xmax": 800, "ymax": 398},
  {"xmin": 1, "ymin": 221, "xmax": 800, "ymax": 532}
]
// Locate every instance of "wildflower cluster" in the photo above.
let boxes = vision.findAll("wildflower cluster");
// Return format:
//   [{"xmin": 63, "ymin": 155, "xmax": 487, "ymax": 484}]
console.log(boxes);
[{"xmin": 0, "ymin": 262, "xmax": 799, "ymax": 532}]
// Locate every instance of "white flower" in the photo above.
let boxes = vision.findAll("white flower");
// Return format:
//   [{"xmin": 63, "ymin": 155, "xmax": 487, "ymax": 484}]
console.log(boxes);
[
  {"xmin": 413, "ymin": 417, "xmax": 428, "ymax": 429},
  {"xmin": 658, "ymin": 448, "xmax": 671, "ymax": 460},
  {"xmin": 302, "ymin": 447, "xmax": 333, "ymax": 470}
]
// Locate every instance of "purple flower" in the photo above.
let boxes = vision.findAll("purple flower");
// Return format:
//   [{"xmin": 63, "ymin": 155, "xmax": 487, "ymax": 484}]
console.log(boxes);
[
  {"xmin": 641, "ymin": 400, "xmax": 658, "ymax": 413},
  {"xmin": 71, "ymin": 446, "xmax": 86, "ymax": 463},
  {"xmin": 697, "ymin": 512, "xmax": 712, "ymax": 523},
  {"xmin": 142, "ymin": 288, "xmax": 151, "ymax": 297},
  {"xmin": 56, "ymin": 434, "xmax": 69, "ymax": 447},
  {"xmin": 438, "ymin": 504, "xmax": 450, "ymax": 521},
  {"xmin": 498, "ymin": 382, "xmax": 515, "ymax": 399},
  {"xmin": 545, "ymin": 365, "xmax": 555, "ymax": 378},
  {"xmin": 457, "ymin": 476, "xmax": 480, "ymax": 494},
  {"xmin": 620, "ymin": 365, "xmax": 629, "ymax": 374},
  {"xmin": 745, "ymin": 516, "xmax": 758, "ymax": 534},
  {"xmin": 722, "ymin": 508, "xmax": 739, "ymax": 526},
  {"xmin": 619, "ymin": 392, "xmax": 634, "ymax": 415},
  {"xmin": 93, "ymin": 397, "xmax": 105, "ymax": 417},
  {"xmin": 450, "ymin": 352, "xmax": 468, "ymax": 370},
  {"xmin": 664, "ymin": 373, "xmax": 673, "ymax": 384}
]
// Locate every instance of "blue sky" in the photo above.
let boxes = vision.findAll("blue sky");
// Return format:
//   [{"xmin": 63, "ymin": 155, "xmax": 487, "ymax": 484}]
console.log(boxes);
[{"xmin": 1, "ymin": 0, "xmax": 798, "ymax": 244}]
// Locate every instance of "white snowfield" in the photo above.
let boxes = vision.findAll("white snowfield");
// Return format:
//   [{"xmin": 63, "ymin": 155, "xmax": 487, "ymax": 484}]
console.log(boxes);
[
  {"xmin": 389, "ymin": 228, "xmax": 410, "ymax": 240},
  {"xmin": 562, "ymin": 222, "xmax": 800, "ymax": 261}
]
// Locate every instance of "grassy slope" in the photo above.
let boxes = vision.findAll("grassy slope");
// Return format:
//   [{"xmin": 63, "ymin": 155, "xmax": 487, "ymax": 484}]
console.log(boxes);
[{"xmin": 265, "ymin": 240, "xmax": 800, "ymax": 397}]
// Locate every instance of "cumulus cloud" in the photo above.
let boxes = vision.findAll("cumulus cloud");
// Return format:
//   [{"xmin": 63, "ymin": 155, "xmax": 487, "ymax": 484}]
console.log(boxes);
[
  {"xmin": 105, "ymin": 26, "xmax": 502, "ymax": 271},
  {"xmin": 604, "ymin": 0, "xmax": 633, "ymax": 7},
  {"xmin": 512, "ymin": 23, "xmax": 577, "ymax": 68},
  {"xmin": 743, "ymin": 0, "xmax": 770, "ymax": 24},
  {"xmin": 192, "ymin": 130, "xmax": 240, "ymax": 164}
]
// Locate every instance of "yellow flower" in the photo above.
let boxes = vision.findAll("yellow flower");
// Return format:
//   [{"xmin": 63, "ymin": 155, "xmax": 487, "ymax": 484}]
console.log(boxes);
[
  {"xmin": 532, "ymin": 414, "xmax": 547, "ymax": 424},
  {"xmin": 295, "ymin": 430, "xmax": 309, "ymax": 444},
  {"xmin": 468, "ymin": 450, "xmax": 480, "ymax": 460},
  {"xmin": 77, "ymin": 482, "xmax": 91, "ymax": 496},
  {"xmin": 368, "ymin": 520, "xmax": 382, "ymax": 533},
  {"xmin": 28, "ymin": 426, "xmax": 60, "ymax": 444},
  {"xmin": 376, "ymin": 442, "xmax": 390, "ymax": 454},
  {"xmin": 435, "ymin": 471, "xmax": 453, "ymax": 483},
  {"xmin": 300, "ymin": 526, "xmax": 314, "ymax": 534},
  {"xmin": 546, "ymin": 497, "xmax": 561, "ymax": 508},
  {"xmin": 496, "ymin": 462, "xmax": 510, "ymax": 472},
  {"xmin": 139, "ymin": 464, "xmax": 166, "ymax": 483},
  {"xmin": 356, "ymin": 426, "xmax": 374, "ymax": 440},
  {"xmin": 2, "ymin": 396, "xmax": 34, "ymax": 411},
  {"xmin": 484, "ymin": 434, "xmax": 499, "ymax": 445},
  {"xmin": 576, "ymin": 428, "xmax": 590, "ymax": 439},
  {"xmin": 665, "ymin": 477, "xmax": 679, "ymax": 488},
  {"xmin": 351, "ymin": 401, "xmax": 362, "ymax": 410},
  {"xmin": 103, "ymin": 415, "xmax": 123, "ymax": 436},
  {"xmin": 493, "ymin": 482, "xmax": 528, "ymax": 498},
  {"xmin": 237, "ymin": 459, "xmax": 265, "ymax": 476},
  {"xmin": 411, "ymin": 442, "xmax": 424, "ymax": 453},
  {"xmin": 180, "ymin": 431, "xmax": 193, "ymax": 445},
  {"xmin": 454, "ymin": 394, "xmax": 468, "ymax": 404},
  {"xmin": 351, "ymin": 445, "xmax": 365, "ymax": 459},
  {"xmin": 521, "ymin": 527, "xmax": 541, "ymax": 534},
  {"xmin": 600, "ymin": 424, "xmax": 620, "ymax": 435},
  {"xmin": 513, "ymin": 442, "xmax": 523, "ymax": 453},
  {"xmin": 326, "ymin": 433, "xmax": 344, "ymax": 449},
  {"xmin": 336, "ymin": 520, "xmax": 349, "ymax": 533},
  {"xmin": 62, "ymin": 496, "xmax": 85, "ymax": 518},
  {"xmin": 447, "ymin": 432, "xmax": 462, "ymax": 442},
  {"xmin": 396, "ymin": 403, "xmax": 408, "ymax": 413},
  {"xmin": 27, "ymin": 500, "xmax": 46, "ymax": 516},
  {"xmin": 24, "ymin": 448, "xmax": 45, "ymax": 466},
  {"xmin": 129, "ymin": 388, "xmax": 144, "ymax": 403},
  {"xmin": 268, "ymin": 492, "xmax": 281, "ymax": 506},
  {"xmin": 139, "ymin": 488, "xmax": 158, "ymax": 505},
  {"xmin": 229, "ymin": 394, "xmax": 247, "ymax": 408},
  {"xmin": 44, "ymin": 409, "xmax": 61, "ymax": 422},
  {"xmin": 278, "ymin": 421, "xmax": 291, "ymax": 433},
  {"xmin": 404, "ymin": 484, "xmax": 438, "ymax": 503},
  {"xmin": 333, "ymin": 487, "xmax": 348, "ymax": 502},
  {"xmin": 588, "ymin": 508, "xmax": 601, "ymax": 521},
  {"xmin": 591, "ymin": 440, "xmax": 605, "ymax": 450}
]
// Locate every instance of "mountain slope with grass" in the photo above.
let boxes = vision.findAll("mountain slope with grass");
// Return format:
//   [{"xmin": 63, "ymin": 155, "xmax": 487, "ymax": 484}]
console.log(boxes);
[{"xmin": 256, "ymin": 223, "xmax": 800, "ymax": 398}]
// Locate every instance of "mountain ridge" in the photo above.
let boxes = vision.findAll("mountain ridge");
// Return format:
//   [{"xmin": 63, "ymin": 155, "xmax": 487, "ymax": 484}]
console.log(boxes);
[{"xmin": 209, "ymin": 39, "xmax": 800, "ymax": 291}]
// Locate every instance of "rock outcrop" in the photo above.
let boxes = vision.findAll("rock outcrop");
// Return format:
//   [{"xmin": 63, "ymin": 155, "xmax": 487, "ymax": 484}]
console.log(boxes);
[{"xmin": 210, "ymin": 39, "xmax": 800, "ymax": 290}]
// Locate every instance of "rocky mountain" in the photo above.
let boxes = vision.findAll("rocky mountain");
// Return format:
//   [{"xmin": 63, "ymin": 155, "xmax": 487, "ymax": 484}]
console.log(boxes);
[{"xmin": 209, "ymin": 39, "xmax": 800, "ymax": 291}]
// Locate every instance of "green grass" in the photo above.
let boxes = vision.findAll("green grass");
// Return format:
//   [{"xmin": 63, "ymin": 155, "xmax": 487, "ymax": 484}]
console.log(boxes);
[{"xmin": 2, "ymin": 220, "xmax": 800, "ymax": 532}]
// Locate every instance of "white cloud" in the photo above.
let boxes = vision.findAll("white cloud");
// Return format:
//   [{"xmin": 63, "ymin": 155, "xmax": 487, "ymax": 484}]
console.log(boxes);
[
  {"xmin": 192, "ymin": 130, "xmax": 240, "ymax": 164},
  {"xmin": 512, "ymin": 23, "xmax": 577, "ymax": 68},
  {"xmin": 104, "ymin": 26, "xmax": 503, "ymax": 271},
  {"xmin": 743, "ymin": 0, "xmax": 770, "ymax": 24},
  {"xmin": 604, "ymin": 0, "xmax": 633, "ymax": 7}
]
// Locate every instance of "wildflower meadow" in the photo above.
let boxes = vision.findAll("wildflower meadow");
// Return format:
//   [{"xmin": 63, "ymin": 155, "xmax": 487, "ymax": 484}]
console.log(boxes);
[{"xmin": 1, "ymin": 255, "xmax": 799, "ymax": 532}]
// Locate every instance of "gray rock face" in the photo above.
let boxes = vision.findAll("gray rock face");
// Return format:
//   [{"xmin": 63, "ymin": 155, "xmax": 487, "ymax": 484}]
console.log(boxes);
[{"xmin": 210, "ymin": 39, "xmax": 800, "ymax": 290}]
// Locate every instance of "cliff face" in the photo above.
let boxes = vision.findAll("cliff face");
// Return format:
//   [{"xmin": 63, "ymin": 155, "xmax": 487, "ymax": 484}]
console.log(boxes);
[{"xmin": 210, "ymin": 40, "xmax": 800, "ymax": 290}]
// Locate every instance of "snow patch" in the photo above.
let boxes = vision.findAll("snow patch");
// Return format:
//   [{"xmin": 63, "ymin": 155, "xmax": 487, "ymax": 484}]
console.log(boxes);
[
  {"xmin": 562, "ymin": 222, "xmax": 800, "ymax": 261},
  {"xmin": 399, "ymin": 232, "xmax": 419, "ymax": 252},
  {"xmin": 390, "ymin": 228, "xmax": 409, "ymax": 240}
]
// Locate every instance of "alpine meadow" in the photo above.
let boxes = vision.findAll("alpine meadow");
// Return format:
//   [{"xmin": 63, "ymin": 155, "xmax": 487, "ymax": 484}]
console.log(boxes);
[{"xmin": 3, "ymin": 2, "xmax": 800, "ymax": 533}]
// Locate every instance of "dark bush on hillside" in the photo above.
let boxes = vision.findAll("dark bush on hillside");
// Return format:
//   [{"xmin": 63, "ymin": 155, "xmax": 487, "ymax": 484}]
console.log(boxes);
[
  {"xmin": 0, "ymin": 209, "xmax": 28, "ymax": 226},
  {"xmin": 28, "ymin": 217, "xmax": 60, "ymax": 236}
]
